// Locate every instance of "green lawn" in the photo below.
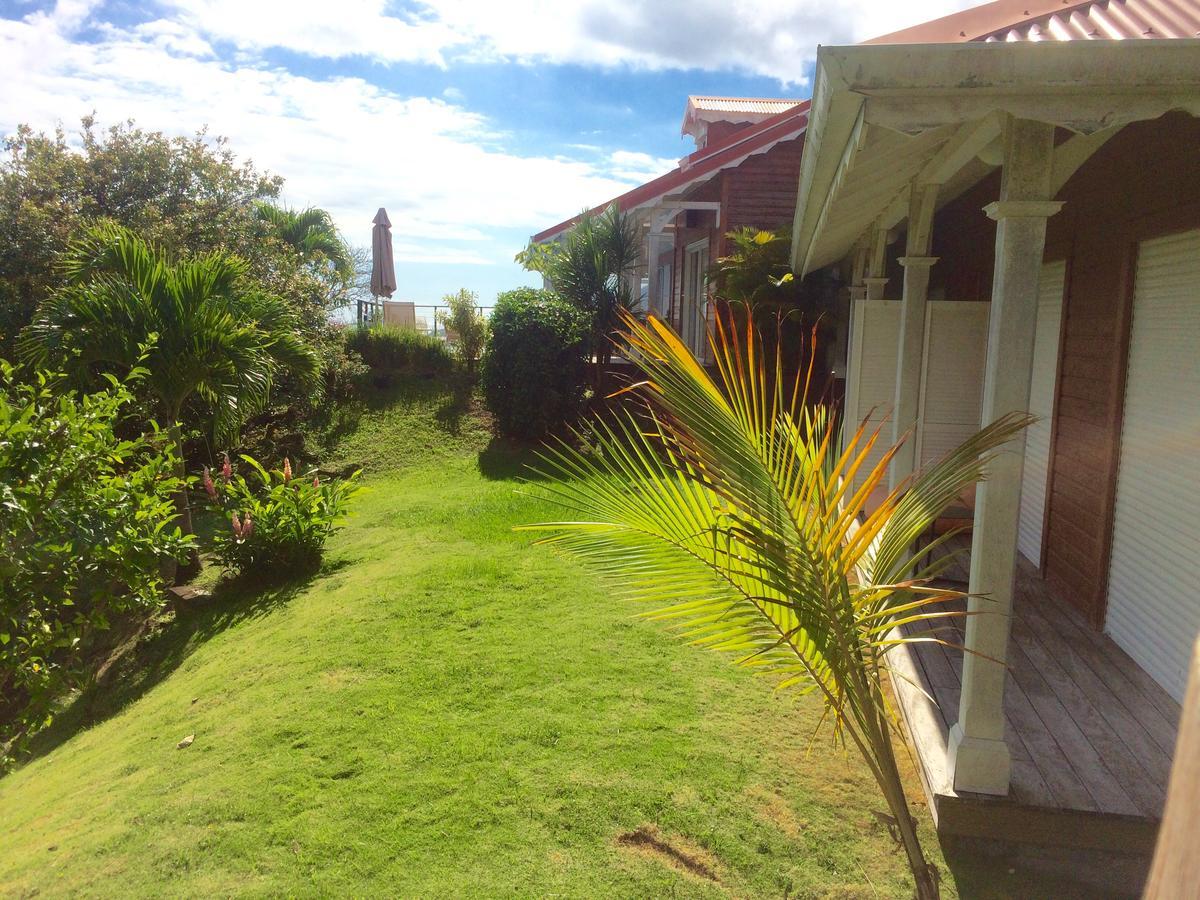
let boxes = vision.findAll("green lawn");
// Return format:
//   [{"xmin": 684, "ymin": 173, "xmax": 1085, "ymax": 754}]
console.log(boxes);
[{"xmin": 0, "ymin": 379, "xmax": 1095, "ymax": 898}]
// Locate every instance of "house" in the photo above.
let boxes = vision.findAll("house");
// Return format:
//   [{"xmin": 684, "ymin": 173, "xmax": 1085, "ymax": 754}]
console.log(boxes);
[
  {"xmin": 532, "ymin": 0, "xmax": 1200, "ymax": 877},
  {"xmin": 530, "ymin": 97, "xmax": 807, "ymax": 361},
  {"xmin": 788, "ymin": 0, "xmax": 1200, "ymax": 870}
]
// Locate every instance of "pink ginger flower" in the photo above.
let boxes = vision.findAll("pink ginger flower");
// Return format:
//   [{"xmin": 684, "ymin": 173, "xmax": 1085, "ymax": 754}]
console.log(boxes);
[
  {"xmin": 221, "ymin": 453, "xmax": 233, "ymax": 483},
  {"xmin": 312, "ymin": 475, "xmax": 320, "ymax": 489},
  {"xmin": 282, "ymin": 457, "xmax": 292, "ymax": 483},
  {"xmin": 231, "ymin": 511, "xmax": 243, "ymax": 539},
  {"xmin": 202, "ymin": 466, "xmax": 218, "ymax": 500},
  {"xmin": 242, "ymin": 513, "xmax": 254, "ymax": 539}
]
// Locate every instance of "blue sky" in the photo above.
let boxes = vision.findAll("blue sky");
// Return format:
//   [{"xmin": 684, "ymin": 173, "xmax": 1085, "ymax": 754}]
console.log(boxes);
[{"xmin": 1, "ymin": 0, "xmax": 973, "ymax": 307}]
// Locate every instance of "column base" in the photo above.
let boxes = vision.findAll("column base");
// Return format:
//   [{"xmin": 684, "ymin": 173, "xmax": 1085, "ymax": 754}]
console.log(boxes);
[{"xmin": 947, "ymin": 723, "xmax": 1011, "ymax": 796}]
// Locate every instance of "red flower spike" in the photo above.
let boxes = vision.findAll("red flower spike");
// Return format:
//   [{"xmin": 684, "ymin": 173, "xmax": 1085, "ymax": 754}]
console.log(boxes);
[{"xmin": 282, "ymin": 458, "xmax": 292, "ymax": 483}]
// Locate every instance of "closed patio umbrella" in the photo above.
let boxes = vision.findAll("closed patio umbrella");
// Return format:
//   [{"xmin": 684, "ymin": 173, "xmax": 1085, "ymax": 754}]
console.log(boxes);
[{"xmin": 364, "ymin": 207, "xmax": 396, "ymax": 325}]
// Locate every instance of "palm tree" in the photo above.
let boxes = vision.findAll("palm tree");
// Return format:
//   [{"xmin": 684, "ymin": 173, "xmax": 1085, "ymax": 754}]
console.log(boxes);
[
  {"xmin": 253, "ymin": 201, "xmax": 353, "ymax": 279},
  {"xmin": 19, "ymin": 221, "xmax": 320, "ymax": 560},
  {"xmin": 544, "ymin": 204, "xmax": 640, "ymax": 371},
  {"xmin": 522, "ymin": 312, "xmax": 1029, "ymax": 900}
]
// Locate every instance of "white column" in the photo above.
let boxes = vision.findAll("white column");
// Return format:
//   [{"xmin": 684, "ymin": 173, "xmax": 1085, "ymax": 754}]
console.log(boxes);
[
  {"xmin": 890, "ymin": 183, "xmax": 939, "ymax": 489},
  {"xmin": 948, "ymin": 118, "xmax": 1062, "ymax": 795},
  {"xmin": 889, "ymin": 256, "xmax": 937, "ymax": 489}
]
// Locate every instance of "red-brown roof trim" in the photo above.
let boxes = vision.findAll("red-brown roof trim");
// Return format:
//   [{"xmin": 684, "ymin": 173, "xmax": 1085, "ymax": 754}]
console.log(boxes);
[{"xmin": 531, "ymin": 102, "xmax": 809, "ymax": 243}]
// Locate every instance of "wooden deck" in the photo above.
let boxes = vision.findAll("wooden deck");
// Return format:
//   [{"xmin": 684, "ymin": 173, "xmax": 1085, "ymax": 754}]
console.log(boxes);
[{"xmin": 891, "ymin": 539, "xmax": 1182, "ymax": 854}]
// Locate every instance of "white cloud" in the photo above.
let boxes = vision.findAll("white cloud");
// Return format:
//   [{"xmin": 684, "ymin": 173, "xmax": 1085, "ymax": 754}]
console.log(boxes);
[
  {"xmin": 157, "ymin": 0, "xmax": 981, "ymax": 84},
  {"xmin": 0, "ymin": 2, "xmax": 656, "ymax": 272}
]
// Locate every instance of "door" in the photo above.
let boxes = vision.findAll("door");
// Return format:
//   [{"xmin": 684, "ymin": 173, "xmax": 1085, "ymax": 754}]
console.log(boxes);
[
  {"xmin": 1016, "ymin": 260, "xmax": 1066, "ymax": 568},
  {"xmin": 1106, "ymin": 228, "xmax": 1200, "ymax": 702},
  {"xmin": 682, "ymin": 241, "xmax": 709, "ymax": 360}
]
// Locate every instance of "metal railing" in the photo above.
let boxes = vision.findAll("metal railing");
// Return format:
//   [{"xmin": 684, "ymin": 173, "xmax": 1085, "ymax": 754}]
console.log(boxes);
[{"xmin": 357, "ymin": 299, "xmax": 492, "ymax": 339}]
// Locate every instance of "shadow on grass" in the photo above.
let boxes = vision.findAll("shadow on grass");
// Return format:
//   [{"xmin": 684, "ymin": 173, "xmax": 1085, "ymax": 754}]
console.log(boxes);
[
  {"xmin": 477, "ymin": 437, "xmax": 550, "ymax": 483},
  {"xmin": 15, "ymin": 560, "xmax": 344, "ymax": 770}
]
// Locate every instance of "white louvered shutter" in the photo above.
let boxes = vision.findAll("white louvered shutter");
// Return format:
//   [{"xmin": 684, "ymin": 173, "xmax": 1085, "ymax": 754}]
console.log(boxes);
[
  {"xmin": 1017, "ymin": 261, "xmax": 1066, "ymax": 567},
  {"xmin": 844, "ymin": 300, "xmax": 900, "ymax": 498},
  {"xmin": 1106, "ymin": 228, "xmax": 1200, "ymax": 702},
  {"xmin": 916, "ymin": 302, "xmax": 990, "ymax": 468}
]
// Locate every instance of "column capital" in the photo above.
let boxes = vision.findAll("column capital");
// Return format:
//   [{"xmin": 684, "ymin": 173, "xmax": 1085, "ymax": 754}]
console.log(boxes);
[
  {"xmin": 862, "ymin": 276, "xmax": 890, "ymax": 285},
  {"xmin": 983, "ymin": 200, "xmax": 1064, "ymax": 222},
  {"xmin": 898, "ymin": 255, "xmax": 939, "ymax": 268}
]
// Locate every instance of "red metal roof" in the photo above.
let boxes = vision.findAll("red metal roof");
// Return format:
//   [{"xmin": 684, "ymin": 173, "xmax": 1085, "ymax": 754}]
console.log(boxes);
[
  {"xmin": 866, "ymin": 0, "xmax": 1200, "ymax": 44},
  {"xmin": 979, "ymin": 0, "xmax": 1200, "ymax": 41}
]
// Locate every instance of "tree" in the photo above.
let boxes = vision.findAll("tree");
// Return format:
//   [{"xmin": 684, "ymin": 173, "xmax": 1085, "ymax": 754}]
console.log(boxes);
[
  {"xmin": 523, "ymin": 312, "xmax": 1030, "ymax": 900},
  {"xmin": 519, "ymin": 204, "xmax": 640, "ymax": 371},
  {"xmin": 0, "ymin": 117, "xmax": 282, "ymax": 356},
  {"xmin": 0, "ymin": 363, "xmax": 190, "ymax": 765},
  {"xmin": 18, "ymin": 222, "xmax": 319, "ymax": 567},
  {"xmin": 442, "ymin": 288, "xmax": 488, "ymax": 375},
  {"xmin": 253, "ymin": 201, "xmax": 354, "ymax": 280}
]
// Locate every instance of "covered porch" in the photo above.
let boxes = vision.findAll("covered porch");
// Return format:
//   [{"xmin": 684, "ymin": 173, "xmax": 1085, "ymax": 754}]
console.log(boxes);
[
  {"xmin": 789, "ymin": 37, "xmax": 1200, "ymax": 846},
  {"xmin": 893, "ymin": 538, "xmax": 1179, "ymax": 852}
]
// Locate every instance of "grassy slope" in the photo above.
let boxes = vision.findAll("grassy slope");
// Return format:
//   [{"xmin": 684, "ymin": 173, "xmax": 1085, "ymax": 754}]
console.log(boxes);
[{"xmin": 0, "ymin": 379, "xmax": 1094, "ymax": 898}]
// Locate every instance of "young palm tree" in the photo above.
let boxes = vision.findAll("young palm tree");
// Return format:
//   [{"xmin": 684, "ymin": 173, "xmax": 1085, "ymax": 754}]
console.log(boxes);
[
  {"xmin": 19, "ymin": 221, "xmax": 319, "ymax": 554},
  {"xmin": 545, "ymin": 204, "xmax": 641, "ymax": 371},
  {"xmin": 253, "ymin": 201, "xmax": 354, "ymax": 279},
  {"xmin": 522, "ymin": 312, "xmax": 1029, "ymax": 899}
]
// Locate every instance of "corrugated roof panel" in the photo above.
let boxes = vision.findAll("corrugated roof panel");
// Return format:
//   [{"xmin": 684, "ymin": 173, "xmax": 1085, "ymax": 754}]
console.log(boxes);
[
  {"xmin": 979, "ymin": 0, "xmax": 1200, "ymax": 41},
  {"xmin": 687, "ymin": 97, "xmax": 801, "ymax": 115}
]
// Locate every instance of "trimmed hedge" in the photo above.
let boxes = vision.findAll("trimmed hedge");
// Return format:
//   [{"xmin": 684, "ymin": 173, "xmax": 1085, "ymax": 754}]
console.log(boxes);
[
  {"xmin": 481, "ymin": 288, "xmax": 589, "ymax": 441},
  {"xmin": 345, "ymin": 325, "xmax": 454, "ymax": 380}
]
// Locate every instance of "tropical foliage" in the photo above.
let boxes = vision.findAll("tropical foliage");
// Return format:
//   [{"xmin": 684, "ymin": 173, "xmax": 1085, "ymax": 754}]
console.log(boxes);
[
  {"xmin": 442, "ymin": 288, "xmax": 488, "ymax": 375},
  {"xmin": 708, "ymin": 227, "xmax": 802, "ymax": 311},
  {"xmin": 481, "ymin": 287, "xmax": 589, "ymax": 441},
  {"xmin": 0, "ymin": 117, "xmax": 282, "ymax": 357},
  {"xmin": 345, "ymin": 325, "xmax": 454, "ymax": 382},
  {"xmin": 0, "ymin": 363, "xmax": 190, "ymax": 766},
  {"xmin": 19, "ymin": 221, "xmax": 320, "ymax": 441},
  {"xmin": 253, "ymin": 201, "xmax": 354, "ymax": 279},
  {"xmin": 522, "ymin": 312, "xmax": 1029, "ymax": 899},
  {"xmin": 201, "ymin": 453, "xmax": 361, "ymax": 579},
  {"xmin": 517, "ymin": 204, "xmax": 640, "ymax": 369}
]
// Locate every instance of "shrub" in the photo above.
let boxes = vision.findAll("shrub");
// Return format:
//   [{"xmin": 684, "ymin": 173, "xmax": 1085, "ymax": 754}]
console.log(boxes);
[
  {"xmin": 345, "ymin": 325, "xmax": 454, "ymax": 381},
  {"xmin": 481, "ymin": 288, "xmax": 590, "ymax": 441},
  {"xmin": 0, "ymin": 363, "xmax": 191, "ymax": 764},
  {"xmin": 202, "ymin": 454, "xmax": 361, "ymax": 579},
  {"xmin": 443, "ymin": 288, "xmax": 488, "ymax": 374}
]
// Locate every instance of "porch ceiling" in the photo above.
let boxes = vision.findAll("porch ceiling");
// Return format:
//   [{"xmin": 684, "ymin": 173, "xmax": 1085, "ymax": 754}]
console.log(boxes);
[{"xmin": 791, "ymin": 39, "xmax": 1200, "ymax": 275}]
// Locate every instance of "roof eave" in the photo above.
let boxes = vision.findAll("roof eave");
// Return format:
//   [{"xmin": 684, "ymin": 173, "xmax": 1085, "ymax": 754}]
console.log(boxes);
[{"xmin": 791, "ymin": 39, "xmax": 1200, "ymax": 275}]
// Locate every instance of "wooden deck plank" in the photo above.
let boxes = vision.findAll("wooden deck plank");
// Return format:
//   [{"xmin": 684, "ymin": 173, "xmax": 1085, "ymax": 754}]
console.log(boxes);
[
  {"xmin": 1018, "ymin": 566, "xmax": 1181, "ymax": 731},
  {"xmin": 1036, "ymin": 566, "xmax": 1181, "ymax": 728},
  {"xmin": 1011, "ymin": 613, "xmax": 1169, "ymax": 817},
  {"xmin": 1019, "ymin": 590, "xmax": 1180, "ymax": 759},
  {"xmin": 1001, "ymin": 669, "xmax": 1100, "ymax": 812},
  {"xmin": 1010, "ymin": 757, "xmax": 1057, "ymax": 808},
  {"xmin": 1006, "ymin": 640, "xmax": 1142, "ymax": 816}
]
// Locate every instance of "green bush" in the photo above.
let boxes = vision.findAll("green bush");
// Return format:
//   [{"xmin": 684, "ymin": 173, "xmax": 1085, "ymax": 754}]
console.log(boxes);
[
  {"xmin": 345, "ymin": 325, "xmax": 454, "ymax": 381},
  {"xmin": 0, "ymin": 363, "xmax": 191, "ymax": 764},
  {"xmin": 202, "ymin": 454, "xmax": 361, "ymax": 579},
  {"xmin": 481, "ymin": 288, "xmax": 590, "ymax": 440},
  {"xmin": 443, "ymin": 288, "xmax": 488, "ymax": 375}
]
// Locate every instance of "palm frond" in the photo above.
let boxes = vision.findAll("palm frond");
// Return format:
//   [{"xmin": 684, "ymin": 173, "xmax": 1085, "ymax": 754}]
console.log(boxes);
[{"xmin": 522, "ymin": 310, "xmax": 1028, "ymax": 880}]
